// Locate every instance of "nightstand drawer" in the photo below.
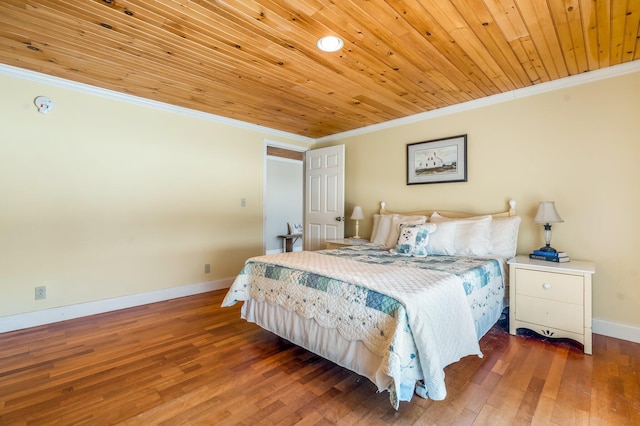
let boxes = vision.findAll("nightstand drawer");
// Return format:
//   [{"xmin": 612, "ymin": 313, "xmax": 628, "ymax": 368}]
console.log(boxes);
[
  {"xmin": 515, "ymin": 269, "xmax": 583, "ymax": 305},
  {"xmin": 516, "ymin": 295, "xmax": 583, "ymax": 334}
]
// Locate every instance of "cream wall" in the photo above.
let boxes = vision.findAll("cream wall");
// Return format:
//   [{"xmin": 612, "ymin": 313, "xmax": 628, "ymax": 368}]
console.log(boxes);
[
  {"xmin": 324, "ymin": 70, "xmax": 640, "ymax": 330},
  {"xmin": 2, "ymin": 67, "xmax": 638, "ymax": 337},
  {"xmin": 0, "ymin": 73, "xmax": 308, "ymax": 318}
]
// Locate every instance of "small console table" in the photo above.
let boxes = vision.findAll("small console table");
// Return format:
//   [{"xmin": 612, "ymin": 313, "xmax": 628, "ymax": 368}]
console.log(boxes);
[{"xmin": 277, "ymin": 234, "xmax": 302, "ymax": 252}]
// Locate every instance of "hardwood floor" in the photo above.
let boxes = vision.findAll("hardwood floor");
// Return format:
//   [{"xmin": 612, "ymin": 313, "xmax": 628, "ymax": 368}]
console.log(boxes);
[{"xmin": 1, "ymin": 290, "xmax": 638, "ymax": 425}]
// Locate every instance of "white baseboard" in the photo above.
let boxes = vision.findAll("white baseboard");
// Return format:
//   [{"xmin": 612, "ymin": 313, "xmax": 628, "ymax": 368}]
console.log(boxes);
[
  {"xmin": 3, "ymin": 283, "xmax": 639, "ymax": 346},
  {"xmin": 593, "ymin": 318, "xmax": 640, "ymax": 344},
  {"xmin": 0, "ymin": 278, "xmax": 234, "ymax": 334}
]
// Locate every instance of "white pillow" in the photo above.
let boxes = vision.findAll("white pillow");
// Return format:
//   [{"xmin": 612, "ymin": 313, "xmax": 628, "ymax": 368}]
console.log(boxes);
[
  {"xmin": 384, "ymin": 215, "xmax": 428, "ymax": 248},
  {"xmin": 490, "ymin": 216, "xmax": 521, "ymax": 258},
  {"xmin": 370, "ymin": 214, "xmax": 382, "ymax": 243},
  {"xmin": 454, "ymin": 217, "xmax": 493, "ymax": 255},
  {"xmin": 371, "ymin": 214, "xmax": 395, "ymax": 246},
  {"xmin": 430, "ymin": 213, "xmax": 493, "ymax": 256},
  {"xmin": 426, "ymin": 221, "xmax": 457, "ymax": 255},
  {"xmin": 432, "ymin": 212, "xmax": 521, "ymax": 258}
]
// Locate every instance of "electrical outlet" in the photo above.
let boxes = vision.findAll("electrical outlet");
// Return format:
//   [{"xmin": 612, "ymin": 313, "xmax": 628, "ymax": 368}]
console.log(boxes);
[
  {"xmin": 204, "ymin": 264, "xmax": 211, "ymax": 274},
  {"xmin": 35, "ymin": 286, "xmax": 46, "ymax": 300}
]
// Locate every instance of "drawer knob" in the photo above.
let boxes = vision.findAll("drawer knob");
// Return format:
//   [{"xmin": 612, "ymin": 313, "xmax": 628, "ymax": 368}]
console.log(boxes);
[{"xmin": 543, "ymin": 283, "xmax": 551, "ymax": 289}]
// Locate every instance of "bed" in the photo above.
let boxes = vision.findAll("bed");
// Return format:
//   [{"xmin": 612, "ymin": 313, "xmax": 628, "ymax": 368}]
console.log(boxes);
[{"xmin": 222, "ymin": 200, "xmax": 520, "ymax": 408}]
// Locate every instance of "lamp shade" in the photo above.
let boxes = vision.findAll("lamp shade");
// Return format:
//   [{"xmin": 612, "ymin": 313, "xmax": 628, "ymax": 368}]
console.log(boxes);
[
  {"xmin": 533, "ymin": 201, "xmax": 564, "ymax": 224},
  {"xmin": 350, "ymin": 205, "xmax": 365, "ymax": 220}
]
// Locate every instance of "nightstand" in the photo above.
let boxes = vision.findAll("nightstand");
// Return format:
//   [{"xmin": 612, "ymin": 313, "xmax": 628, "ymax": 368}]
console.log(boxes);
[
  {"xmin": 325, "ymin": 238, "xmax": 369, "ymax": 249},
  {"xmin": 508, "ymin": 255, "xmax": 596, "ymax": 354}
]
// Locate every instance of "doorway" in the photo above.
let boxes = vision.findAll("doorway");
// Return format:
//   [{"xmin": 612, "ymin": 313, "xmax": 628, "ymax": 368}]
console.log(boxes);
[{"xmin": 263, "ymin": 142, "xmax": 305, "ymax": 254}]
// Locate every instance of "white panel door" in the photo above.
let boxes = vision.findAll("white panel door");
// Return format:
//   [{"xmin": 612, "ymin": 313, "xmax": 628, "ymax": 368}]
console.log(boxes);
[{"xmin": 304, "ymin": 145, "xmax": 344, "ymax": 251}]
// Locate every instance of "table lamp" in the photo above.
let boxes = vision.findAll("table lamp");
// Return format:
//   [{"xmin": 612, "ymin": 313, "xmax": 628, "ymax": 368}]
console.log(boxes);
[
  {"xmin": 533, "ymin": 201, "xmax": 564, "ymax": 252},
  {"xmin": 350, "ymin": 205, "xmax": 365, "ymax": 239}
]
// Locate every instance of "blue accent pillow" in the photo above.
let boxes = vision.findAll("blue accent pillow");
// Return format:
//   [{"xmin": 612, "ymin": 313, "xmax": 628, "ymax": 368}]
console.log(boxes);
[{"xmin": 393, "ymin": 223, "xmax": 437, "ymax": 257}]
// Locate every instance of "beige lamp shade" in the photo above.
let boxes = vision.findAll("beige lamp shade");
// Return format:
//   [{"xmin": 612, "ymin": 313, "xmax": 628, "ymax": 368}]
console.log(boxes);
[
  {"xmin": 533, "ymin": 201, "xmax": 564, "ymax": 224},
  {"xmin": 350, "ymin": 205, "xmax": 365, "ymax": 220},
  {"xmin": 350, "ymin": 205, "xmax": 365, "ymax": 239}
]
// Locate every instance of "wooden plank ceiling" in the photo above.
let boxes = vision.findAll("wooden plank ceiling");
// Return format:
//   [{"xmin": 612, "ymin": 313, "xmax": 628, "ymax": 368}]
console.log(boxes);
[{"xmin": 1, "ymin": 0, "xmax": 638, "ymax": 138}]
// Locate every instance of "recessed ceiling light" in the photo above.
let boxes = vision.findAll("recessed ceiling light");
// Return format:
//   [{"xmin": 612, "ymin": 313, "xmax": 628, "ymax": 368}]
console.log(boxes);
[{"xmin": 316, "ymin": 36, "xmax": 344, "ymax": 52}]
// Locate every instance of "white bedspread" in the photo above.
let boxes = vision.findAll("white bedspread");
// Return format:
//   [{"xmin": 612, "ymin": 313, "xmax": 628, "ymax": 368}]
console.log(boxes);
[{"xmin": 222, "ymin": 251, "xmax": 483, "ymax": 406}]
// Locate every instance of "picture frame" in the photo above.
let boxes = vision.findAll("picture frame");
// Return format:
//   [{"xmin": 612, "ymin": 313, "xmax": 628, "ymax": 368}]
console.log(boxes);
[
  {"xmin": 287, "ymin": 223, "xmax": 303, "ymax": 235},
  {"xmin": 407, "ymin": 134, "xmax": 467, "ymax": 185}
]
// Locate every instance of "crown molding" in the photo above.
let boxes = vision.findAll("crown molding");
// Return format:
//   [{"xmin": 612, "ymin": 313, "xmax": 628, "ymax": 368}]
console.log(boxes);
[
  {"xmin": 317, "ymin": 60, "xmax": 640, "ymax": 143},
  {"xmin": 0, "ymin": 63, "xmax": 314, "ymax": 144},
  {"xmin": 3, "ymin": 60, "xmax": 638, "ymax": 144}
]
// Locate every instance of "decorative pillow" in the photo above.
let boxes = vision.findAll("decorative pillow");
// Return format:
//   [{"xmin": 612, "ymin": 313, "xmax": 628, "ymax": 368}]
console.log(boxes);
[
  {"xmin": 426, "ymin": 220, "xmax": 457, "ymax": 255},
  {"xmin": 371, "ymin": 214, "xmax": 395, "ymax": 246},
  {"xmin": 490, "ymin": 216, "xmax": 521, "ymax": 258},
  {"xmin": 384, "ymin": 215, "xmax": 428, "ymax": 248},
  {"xmin": 393, "ymin": 223, "xmax": 437, "ymax": 257},
  {"xmin": 430, "ymin": 213, "xmax": 493, "ymax": 256}
]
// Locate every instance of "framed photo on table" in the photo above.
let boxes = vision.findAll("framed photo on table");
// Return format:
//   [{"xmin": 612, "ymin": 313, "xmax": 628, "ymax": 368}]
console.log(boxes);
[{"xmin": 407, "ymin": 135, "xmax": 467, "ymax": 185}]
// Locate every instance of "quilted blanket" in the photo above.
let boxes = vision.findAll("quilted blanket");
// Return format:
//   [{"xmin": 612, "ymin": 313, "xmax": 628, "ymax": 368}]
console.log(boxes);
[{"xmin": 222, "ymin": 249, "xmax": 486, "ymax": 408}]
